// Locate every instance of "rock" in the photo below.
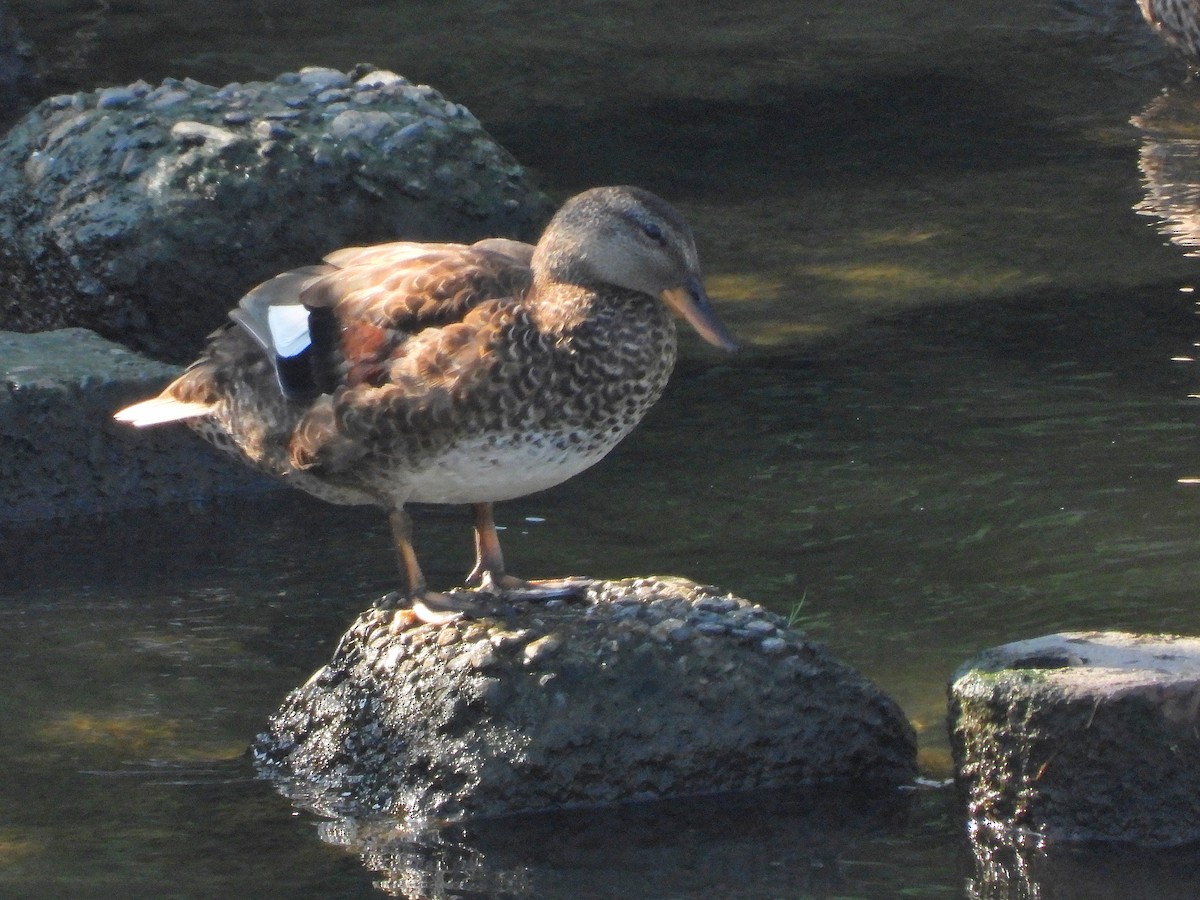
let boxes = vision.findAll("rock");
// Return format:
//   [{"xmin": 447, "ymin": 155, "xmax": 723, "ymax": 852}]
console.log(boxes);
[
  {"xmin": 950, "ymin": 631, "xmax": 1200, "ymax": 846},
  {"xmin": 0, "ymin": 328, "xmax": 272, "ymax": 523},
  {"xmin": 254, "ymin": 577, "xmax": 917, "ymax": 822},
  {"xmin": 0, "ymin": 65, "xmax": 553, "ymax": 361}
]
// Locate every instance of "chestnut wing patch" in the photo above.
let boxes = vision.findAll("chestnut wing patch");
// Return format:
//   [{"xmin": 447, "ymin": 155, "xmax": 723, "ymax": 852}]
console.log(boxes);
[{"xmin": 287, "ymin": 244, "xmax": 534, "ymax": 472}]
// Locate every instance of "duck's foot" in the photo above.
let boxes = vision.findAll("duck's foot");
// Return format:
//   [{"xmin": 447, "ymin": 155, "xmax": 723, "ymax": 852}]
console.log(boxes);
[
  {"xmin": 375, "ymin": 589, "xmax": 490, "ymax": 625},
  {"xmin": 470, "ymin": 572, "xmax": 592, "ymax": 602}
]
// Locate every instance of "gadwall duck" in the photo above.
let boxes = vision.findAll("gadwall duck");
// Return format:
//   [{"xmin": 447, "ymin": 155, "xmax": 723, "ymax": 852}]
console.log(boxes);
[{"xmin": 115, "ymin": 186, "xmax": 738, "ymax": 622}]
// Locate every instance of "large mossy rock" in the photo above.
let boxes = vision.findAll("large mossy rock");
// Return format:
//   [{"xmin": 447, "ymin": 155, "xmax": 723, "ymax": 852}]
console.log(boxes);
[
  {"xmin": 950, "ymin": 631, "xmax": 1200, "ymax": 846},
  {"xmin": 0, "ymin": 65, "xmax": 552, "ymax": 361},
  {"xmin": 255, "ymin": 577, "xmax": 917, "ymax": 822}
]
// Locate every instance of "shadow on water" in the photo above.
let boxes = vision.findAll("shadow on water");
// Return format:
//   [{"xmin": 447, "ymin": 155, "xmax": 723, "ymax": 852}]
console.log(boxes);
[{"xmin": 493, "ymin": 68, "xmax": 1064, "ymax": 199}]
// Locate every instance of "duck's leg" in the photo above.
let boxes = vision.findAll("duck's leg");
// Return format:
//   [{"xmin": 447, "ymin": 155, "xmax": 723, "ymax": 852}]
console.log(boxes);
[
  {"xmin": 465, "ymin": 502, "xmax": 590, "ymax": 599},
  {"xmin": 380, "ymin": 507, "xmax": 485, "ymax": 624}
]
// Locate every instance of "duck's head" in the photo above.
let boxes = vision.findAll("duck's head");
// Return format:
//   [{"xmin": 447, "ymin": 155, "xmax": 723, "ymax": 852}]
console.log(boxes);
[{"xmin": 532, "ymin": 186, "xmax": 739, "ymax": 351}]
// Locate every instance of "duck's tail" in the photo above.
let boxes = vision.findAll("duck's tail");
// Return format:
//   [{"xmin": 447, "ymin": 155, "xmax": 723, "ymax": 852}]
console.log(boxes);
[{"xmin": 113, "ymin": 394, "xmax": 215, "ymax": 427}]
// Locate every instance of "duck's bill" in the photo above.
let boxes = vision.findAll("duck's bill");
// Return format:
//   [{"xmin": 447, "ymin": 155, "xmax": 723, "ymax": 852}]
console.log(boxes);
[{"xmin": 660, "ymin": 277, "xmax": 740, "ymax": 352}]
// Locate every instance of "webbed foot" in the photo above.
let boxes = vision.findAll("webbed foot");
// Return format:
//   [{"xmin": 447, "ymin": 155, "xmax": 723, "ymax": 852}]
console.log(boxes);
[
  {"xmin": 469, "ymin": 571, "xmax": 592, "ymax": 601},
  {"xmin": 375, "ymin": 589, "xmax": 490, "ymax": 625}
]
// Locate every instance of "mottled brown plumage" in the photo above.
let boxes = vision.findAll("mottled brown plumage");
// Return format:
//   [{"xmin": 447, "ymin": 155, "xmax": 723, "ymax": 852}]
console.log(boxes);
[
  {"xmin": 115, "ymin": 186, "xmax": 737, "ymax": 621},
  {"xmin": 1139, "ymin": 0, "xmax": 1200, "ymax": 67}
]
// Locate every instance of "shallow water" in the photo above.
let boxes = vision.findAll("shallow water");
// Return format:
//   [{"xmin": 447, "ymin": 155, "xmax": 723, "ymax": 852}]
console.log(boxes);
[{"xmin": 6, "ymin": 0, "xmax": 1200, "ymax": 895}]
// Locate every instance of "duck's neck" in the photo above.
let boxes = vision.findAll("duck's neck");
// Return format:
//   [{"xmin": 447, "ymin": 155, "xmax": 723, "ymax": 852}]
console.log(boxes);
[{"xmin": 529, "ymin": 272, "xmax": 598, "ymax": 334}]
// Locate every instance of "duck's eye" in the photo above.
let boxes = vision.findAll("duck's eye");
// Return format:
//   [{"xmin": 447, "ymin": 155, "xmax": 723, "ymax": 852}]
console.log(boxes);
[{"xmin": 640, "ymin": 220, "xmax": 666, "ymax": 244}]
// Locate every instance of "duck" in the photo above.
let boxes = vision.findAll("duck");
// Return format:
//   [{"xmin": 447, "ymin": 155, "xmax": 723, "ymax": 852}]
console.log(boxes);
[
  {"xmin": 1138, "ymin": 0, "xmax": 1200, "ymax": 67},
  {"xmin": 114, "ymin": 185, "xmax": 738, "ymax": 623}
]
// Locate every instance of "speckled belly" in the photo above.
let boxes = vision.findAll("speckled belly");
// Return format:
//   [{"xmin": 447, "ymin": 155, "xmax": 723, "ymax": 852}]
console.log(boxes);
[{"xmin": 400, "ymin": 428, "xmax": 623, "ymax": 505}]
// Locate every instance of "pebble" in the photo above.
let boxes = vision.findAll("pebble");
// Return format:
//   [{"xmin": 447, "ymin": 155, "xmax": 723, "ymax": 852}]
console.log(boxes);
[
  {"xmin": 468, "ymin": 644, "xmax": 498, "ymax": 671},
  {"xmin": 650, "ymin": 618, "xmax": 691, "ymax": 643},
  {"xmin": 299, "ymin": 67, "xmax": 352, "ymax": 92},
  {"xmin": 316, "ymin": 87, "xmax": 352, "ymax": 104},
  {"xmin": 490, "ymin": 628, "xmax": 535, "ymax": 652},
  {"xmin": 378, "ymin": 645, "xmax": 405, "ymax": 670},
  {"xmin": 462, "ymin": 624, "xmax": 488, "ymax": 643},
  {"xmin": 328, "ymin": 109, "xmax": 396, "ymax": 142},
  {"xmin": 254, "ymin": 121, "xmax": 294, "ymax": 141},
  {"xmin": 356, "ymin": 69, "xmax": 408, "ymax": 89},
  {"xmin": 760, "ymin": 637, "xmax": 789, "ymax": 655},
  {"xmin": 696, "ymin": 596, "xmax": 739, "ymax": 614},
  {"xmin": 523, "ymin": 634, "xmax": 563, "ymax": 666},
  {"xmin": 148, "ymin": 89, "xmax": 191, "ymax": 109},
  {"xmin": 97, "ymin": 86, "xmax": 142, "ymax": 110},
  {"xmin": 170, "ymin": 120, "xmax": 239, "ymax": 149}
]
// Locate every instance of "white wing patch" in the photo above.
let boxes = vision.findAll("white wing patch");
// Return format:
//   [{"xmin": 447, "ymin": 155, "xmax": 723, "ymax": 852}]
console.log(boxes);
[{"xmin": 267, "ymin": 305, "xmax": 312, "ymax": 358}]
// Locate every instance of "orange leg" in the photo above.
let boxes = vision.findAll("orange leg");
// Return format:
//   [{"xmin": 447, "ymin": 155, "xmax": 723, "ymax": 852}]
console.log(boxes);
[
  {"xmin": 466, "ymin": 502, "xmax": 518, "ymax": 588},
  {"xmin": 466, "ymin": 501, "xmax": 591, "ymax": 598},
  {"xmin": 385, "ymin": 507, "xmax": 483, "ymax": 623}
]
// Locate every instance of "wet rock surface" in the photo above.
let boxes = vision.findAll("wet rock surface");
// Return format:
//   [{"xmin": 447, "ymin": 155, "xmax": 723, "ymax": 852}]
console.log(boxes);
[
  {"xmin": 254, "ymin": 576, "xmax": 917, "ymax": 823},
  {"xmin": 0, "ymin": 328, "xmax": 272, "ymax": 523},
  {"xmin": 0, "ymin": 64, "xmax": 552, "ymax": 361},
  {"xmin": 950, "ymin": 631, "xmax": 1200, "ymax": 847}
]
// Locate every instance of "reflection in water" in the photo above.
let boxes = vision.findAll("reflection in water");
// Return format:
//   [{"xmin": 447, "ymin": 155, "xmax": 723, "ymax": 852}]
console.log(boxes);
[
  {"xmin": 276, "ymin": 783, "xmax": 919, "ymax": 899},
  {"xmin": 1134, "ymin": 87, "xmax": 1200, "ymax": 255},
  {"xmin": 317, "ymin": 819, "xmax": 531, "ymax": 899},
  {"xmin": 965, "ymin": 819, "xmax": 1200, "ymax": 900}
]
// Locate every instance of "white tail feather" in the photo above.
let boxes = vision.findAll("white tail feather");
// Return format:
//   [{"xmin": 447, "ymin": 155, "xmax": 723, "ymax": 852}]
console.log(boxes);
[{"xmin": 113, "ymin": 396, "xmax": 215, "ymax": 427}]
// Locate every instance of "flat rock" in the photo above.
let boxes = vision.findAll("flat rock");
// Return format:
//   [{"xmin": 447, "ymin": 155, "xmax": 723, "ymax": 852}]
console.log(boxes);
[
  {"xmin": 0, "ymin": 64, "xmax": 552, "ymax": 361},
  {"xmin": 254, "ymin": 576, "xmax": 917, "ymax": 823},
  {"xmin": 0, "ymin": 328, "xmax": 272, "ymax": 523},
  {"xmin": 950, "ymin": 631, "xmax": 1200, "ymax": 846}
]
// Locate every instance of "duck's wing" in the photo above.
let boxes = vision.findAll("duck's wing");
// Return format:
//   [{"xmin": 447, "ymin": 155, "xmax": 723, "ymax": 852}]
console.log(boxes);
[
  {"xmin": 284, "ymin": 240, "xmax": 537, "ymax": 472},
  {"xmin": 114, "ymin": 238, "xmax": 535, "ymax": 438}
]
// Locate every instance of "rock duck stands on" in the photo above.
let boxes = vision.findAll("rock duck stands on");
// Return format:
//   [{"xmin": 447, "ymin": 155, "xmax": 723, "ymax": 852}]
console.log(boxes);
[
  {"xmin": 254, "ymin": 577, "xmax": 918, "ymax": 822},
  {"xmin": 0, "ymin": 65, "xmax": 551, "ymax": 359},
  {"xmin": 116, "ymin": 186, "xmax": 738, "ymax": 621}
]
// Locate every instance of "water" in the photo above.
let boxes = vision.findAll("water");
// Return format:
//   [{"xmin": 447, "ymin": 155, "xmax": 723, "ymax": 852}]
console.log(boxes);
[{"xmin": 5, "ymin": 0, "xmax": 1200, "ymax": 895}]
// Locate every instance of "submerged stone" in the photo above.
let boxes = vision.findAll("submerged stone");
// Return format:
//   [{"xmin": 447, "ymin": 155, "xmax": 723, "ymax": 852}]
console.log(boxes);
[{"xmin": 254, "ymin": 576, "xmax": 917, "ymax": 823}]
